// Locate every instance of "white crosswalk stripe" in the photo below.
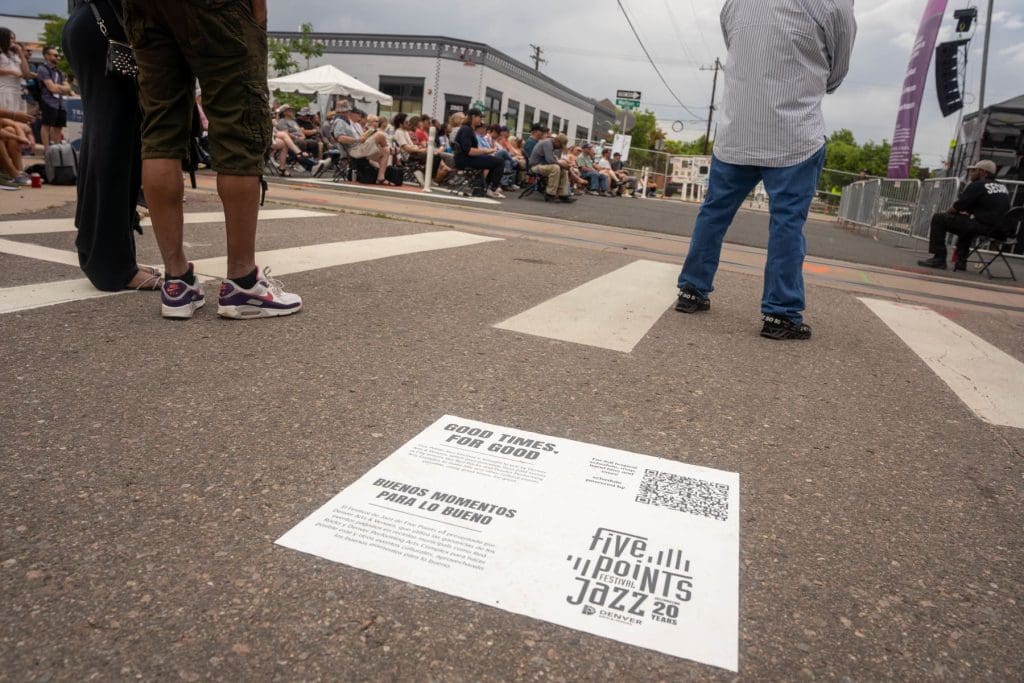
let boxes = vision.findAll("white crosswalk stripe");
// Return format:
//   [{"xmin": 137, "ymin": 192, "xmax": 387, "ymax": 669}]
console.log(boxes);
[
  {"xmin": 0, "ymin": 278, "xmax": 133, "ymax": 314},
  {"xmin": 0, "ymin": 237, "xmax": 81, "ymax": 267},
  {"xmin": 860, "ymin": 297, "xmax": 1024, "ymax": 429},
  {"xmin": 495, "ymin": 260, "xmax": 680, "ymax": 353},
  {"xmin": 0, "ymin": 209, "xmax": 331, "ymax": 236},
  {"xmin": 191, "ymin": 231, "xmax": 499, "ymax": 278},
  {"xmin": 0, "ymin": 230, "xmax": 501, "ymax": 315}
]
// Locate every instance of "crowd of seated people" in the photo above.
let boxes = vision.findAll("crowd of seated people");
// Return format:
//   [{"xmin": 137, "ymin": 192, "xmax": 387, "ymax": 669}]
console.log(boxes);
[{"xmin": 265, "ymin": 98, "xmax": 640, "ymax": 199}]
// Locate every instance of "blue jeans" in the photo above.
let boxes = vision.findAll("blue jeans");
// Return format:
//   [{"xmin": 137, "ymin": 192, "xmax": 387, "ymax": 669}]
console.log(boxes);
[
  {"xmin": 493, "ymin": 149, "xmax": 516, "ymax": 184},
  {"xmin": 677, "ymin": 146, "xmax": 825, "ymax": 324},
  {"xmin": 581, "ymin": 169, "xmax": 608, "ymax": 192}
]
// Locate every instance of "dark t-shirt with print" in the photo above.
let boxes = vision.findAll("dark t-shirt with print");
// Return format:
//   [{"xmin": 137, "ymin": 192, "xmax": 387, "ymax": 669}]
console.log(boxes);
[{"xmin": 954, "ymin": 179, "xmax": 1011, "ymax": 228}]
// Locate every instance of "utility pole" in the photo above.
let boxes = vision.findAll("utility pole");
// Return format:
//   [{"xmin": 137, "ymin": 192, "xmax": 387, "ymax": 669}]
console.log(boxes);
[
  {"xmin": 978, "ymin": 0, "xmax": 993, "ymax": 110},
  {"xmin": 529, "ymin": 44, "xmax": 547, "ymax": 71},
  {"xmin": 700, "ymin": 58, "xmax": 722, "ymax": 155}
]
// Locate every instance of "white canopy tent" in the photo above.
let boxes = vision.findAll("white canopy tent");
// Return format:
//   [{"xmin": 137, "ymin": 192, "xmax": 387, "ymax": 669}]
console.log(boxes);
[{"xmin": 268, "ymin": 64, "xmax": 393, "ymax": 116}]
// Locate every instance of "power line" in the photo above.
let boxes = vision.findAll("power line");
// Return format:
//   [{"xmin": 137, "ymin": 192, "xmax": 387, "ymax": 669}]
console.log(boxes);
[
  {"xmin": 643, "ymin": 101, "xmax": 709, "ymax": 109},
  {"xmin": 616, "ymin": 0, "xmax": 705, "ymax": 121},
  {"xmin": 687, "ymin": 0, "xmax": 715, "ymax": 60},
  {"xmin": 544, "ymin": 45, "xmax": 698, "ymax": 66},
  {"xmin": 662, "ymin": 0, "xmax": 701, "ymax": 70}
]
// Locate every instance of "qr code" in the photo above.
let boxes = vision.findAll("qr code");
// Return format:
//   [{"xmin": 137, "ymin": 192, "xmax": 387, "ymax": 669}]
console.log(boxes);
[{"xmin": 635, "ymin": 469, "xmax": 730, "ymax": 521}]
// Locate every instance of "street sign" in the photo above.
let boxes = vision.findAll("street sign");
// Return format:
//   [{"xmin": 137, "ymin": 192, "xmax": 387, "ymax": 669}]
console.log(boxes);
[
  {"xmin": 615, "ymin": 98, "xmax": 640, "ymax": 111},
  {"xmin": 616, "ymin": 89, "xmax": 641, "ymax": 100}
]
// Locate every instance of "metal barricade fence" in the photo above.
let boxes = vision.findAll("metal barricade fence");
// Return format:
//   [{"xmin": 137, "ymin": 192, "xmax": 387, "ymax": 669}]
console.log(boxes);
[
  {"xmin": 909, "ymin": 178, "xmax": 962, "ymax": 241},
  {"xmin": 1006, "ymin": 180, "xmax": 1024, "ymax": 255},
  {"xmin": 875, "ymin": 179, "xmax": 921, "ymax": 236},
  {"xmin": 838, "ymin": 179, "xmax": 881, "ymax": 227},
  {"xmin": 837, "ymin": 181, "xmax": 861, "ymax": 223},
  {"xmin": 838, "ymin": 178, "xmax": 923, "ymax": 242}
]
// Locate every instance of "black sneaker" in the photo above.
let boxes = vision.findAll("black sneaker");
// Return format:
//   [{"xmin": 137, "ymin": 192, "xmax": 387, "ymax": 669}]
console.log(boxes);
[
  {"xmin": 675, "ymin": 284, "xmax": 710, "ymax": 313},
  {"xmin": 953, "ymin": 260, "xmax": 967, "ymax": 272},
  {"xmin": 917, "ymin": 256, "xmax": 947, "ymax": 270},
  {"xmin": 544, "ymin": 193, "xmax": 558, "ymax": 202},
  {"xmin": 760, "ymin": 315, "xmax": 811, "ymax": 340},
  {"xmin": 558, "ymin": 195, "xmax": 577, "ymax": 203}
]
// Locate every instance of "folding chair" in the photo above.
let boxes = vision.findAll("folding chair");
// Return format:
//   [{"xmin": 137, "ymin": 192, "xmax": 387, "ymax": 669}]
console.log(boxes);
[
  {"xmin": 446, "ymin": 141, "xmax": 486, "ymax": 196},
  {"xmin": 518, "ymin": 171, "xmax": 546, "ymax": 199},
  {"xmin": 445, "ymin": 168, "xmax": 485, "ymax": 196},
  {"xmin": 965, "ymin": 207, "xmax": 1022, "ymax": 281},
  {"xmin": 330, "ymin": 154, "xmax": 352, "ymax": 183}
]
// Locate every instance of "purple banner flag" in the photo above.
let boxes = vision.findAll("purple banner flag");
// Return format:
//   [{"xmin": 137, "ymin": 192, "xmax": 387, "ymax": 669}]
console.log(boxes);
[{"xmin": 887, "ymin": 0, "xmax": 948, "ymax": 178}]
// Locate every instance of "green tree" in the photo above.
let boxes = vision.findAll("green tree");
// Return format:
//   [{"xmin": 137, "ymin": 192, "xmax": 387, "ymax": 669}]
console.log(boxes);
[
  {"xmin": 289, "ymin": 23, "xmax": 323, "ymax": 70},
  {"xmin": 628, "ymin": 110, "xmax": 658, "ymax": 165},
  {"xmin": 629, "ymin": 110, "xmax": 656, "ymax": 150},
  {"xmin": 269, "ymin": 37, "xmax": 299, "ymax": 76},
  {"xmin": 39, "ymin": 14, "xmax": 72, "ymax": 80},
  {"xmin": 824, "ymin": 128, "xmax": 921, "ymax": 178},
  {"xmin": 664, "ymin": 135, "xmax": 712, "ymax": 156}
]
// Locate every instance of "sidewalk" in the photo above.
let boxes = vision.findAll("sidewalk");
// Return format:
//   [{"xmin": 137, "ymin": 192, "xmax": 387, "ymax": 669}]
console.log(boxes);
[{"xmin": 0, "ymin": 184, "xmax": 75, "ymax": 216}]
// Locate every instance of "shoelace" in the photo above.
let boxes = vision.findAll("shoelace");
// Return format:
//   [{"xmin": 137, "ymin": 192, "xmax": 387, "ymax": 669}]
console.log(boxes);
[{"xmin": 261, "ymin": 267, "xmax": 285, "ymax": 296}]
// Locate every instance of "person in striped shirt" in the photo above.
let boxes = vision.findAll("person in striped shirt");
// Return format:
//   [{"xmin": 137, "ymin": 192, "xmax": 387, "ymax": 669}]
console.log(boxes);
[{"xmin": 674, "ymin": 0, "xmax": 856, "ymax": 340}]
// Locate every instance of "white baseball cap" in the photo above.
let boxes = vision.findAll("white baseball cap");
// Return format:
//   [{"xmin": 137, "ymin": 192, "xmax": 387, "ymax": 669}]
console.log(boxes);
[{"xmin": 967, "ymin": 160, "xmax": 997, "ymax": 174}]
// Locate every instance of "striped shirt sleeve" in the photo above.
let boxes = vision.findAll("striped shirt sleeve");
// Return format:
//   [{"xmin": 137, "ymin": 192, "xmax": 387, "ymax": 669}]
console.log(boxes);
[{"xmin": 825, "ymin": 0, "xmax": 857, "ymax": 94}]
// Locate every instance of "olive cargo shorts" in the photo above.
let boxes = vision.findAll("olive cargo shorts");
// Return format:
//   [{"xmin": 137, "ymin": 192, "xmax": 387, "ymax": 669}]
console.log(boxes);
[{"xmin": 123, "ymin": 0, "xmax": 270, "ymax": 176}]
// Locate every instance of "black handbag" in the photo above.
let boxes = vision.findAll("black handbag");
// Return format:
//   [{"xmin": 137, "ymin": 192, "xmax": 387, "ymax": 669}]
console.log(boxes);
[{"xmin": 88, "ymin": 0, "xmax": 139, "ymax": 81}]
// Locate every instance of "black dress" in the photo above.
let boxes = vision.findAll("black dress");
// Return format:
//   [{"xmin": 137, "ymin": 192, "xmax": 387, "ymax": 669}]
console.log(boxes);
[{"xmin": 62, "ymin": 0, "xmax": 143, "ymax": 291}]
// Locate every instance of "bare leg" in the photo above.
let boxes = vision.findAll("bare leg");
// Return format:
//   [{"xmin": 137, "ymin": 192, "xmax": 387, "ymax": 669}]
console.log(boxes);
[
  {"xmin": 6, "ymin": 140, "xmax": 22, "ymax": 173},
  {"xmin": 0, "ymin": 140, "xmax": 17, "ymax": 177},
  {"xmin": 218, "ymin": 174, "xmax": 259, "ymax": 280},
  {"xmin": 280, "ymin": 132, "xmax": 301, "ymax": 155},
  {"xmin": 143, "ymin": 158, "xmax": 188, "ymax": 277},
  {"xmin": 41, "ymin": 126, "xmax": 50, "ymax": 148}
]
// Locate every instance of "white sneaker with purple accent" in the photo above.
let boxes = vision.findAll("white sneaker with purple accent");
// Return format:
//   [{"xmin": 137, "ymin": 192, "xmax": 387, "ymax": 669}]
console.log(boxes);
[
  {"xmin": 217, "ymin": 267, "xmax": 302, "ymax": 319},
  {"xmin": 160, "ymin": 267, "xmax": 206, "ymax": 319}
]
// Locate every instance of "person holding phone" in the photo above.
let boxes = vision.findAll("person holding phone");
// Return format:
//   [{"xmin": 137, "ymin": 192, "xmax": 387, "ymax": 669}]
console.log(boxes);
[{"xmin": 0, "ymin": 28, "xmax": 30, "ymax": 114}]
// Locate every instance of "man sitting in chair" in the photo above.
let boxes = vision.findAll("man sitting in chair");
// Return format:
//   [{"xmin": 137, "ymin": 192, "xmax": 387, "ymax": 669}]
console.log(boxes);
[
  {"xmin": 918, "ymin": 160, "xmax": 1010, "ymax": 271},
  {"xmin": 528, "ymin": 133, "xmax": 575, "ymax": 203}
]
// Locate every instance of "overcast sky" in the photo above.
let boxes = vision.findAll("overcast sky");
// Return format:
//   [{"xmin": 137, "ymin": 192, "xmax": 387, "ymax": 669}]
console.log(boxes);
[{"xmin": 7, "ymin": 0, "xmax": 1023, "ymax": 168}]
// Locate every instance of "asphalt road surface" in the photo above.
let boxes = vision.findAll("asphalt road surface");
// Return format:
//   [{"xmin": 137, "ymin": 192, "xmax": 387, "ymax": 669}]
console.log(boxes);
[{"xmin": 1, "ymin": 187, "xmax": 1021, "ymax": 681}]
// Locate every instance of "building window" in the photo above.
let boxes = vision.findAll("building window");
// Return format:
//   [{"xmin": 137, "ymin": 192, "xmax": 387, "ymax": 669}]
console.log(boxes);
[
  {"xmin": 484, "ymin": 87, "xmax": 503, "ymax": 125},
  {"xmin": 505, "ymin": 99, "xmax": 520, "ymax": 134},
  {"xmin": 444, "ymin": 94, "xmax": 471, "ymax": 119},
  {"xmin": 562, "ymin": 119, "xmax": 570, "ymax": 135},
  {"xmin": 551, "ymin": 116, "xmax": 561, "ymax": 134},
  {"xmin": 539, "ymin": 110, "xmax": 549, "ymax": 128},
  {"xmin": 523, "ymin": 105, "xmax": 536, "ymax": 129},
  {"xmin": 576, "ymin": 125, "xmax": 590, "ymax": 143},
  {"xmin": 378, "ymin": 76, "xmax": 425, "ymax": 120}
]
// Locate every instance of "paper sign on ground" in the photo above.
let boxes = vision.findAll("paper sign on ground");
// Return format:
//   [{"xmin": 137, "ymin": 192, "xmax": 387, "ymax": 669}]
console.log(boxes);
[{"xmin": 276, "ymin": 416, "xmax": 739, "ymax": 671}]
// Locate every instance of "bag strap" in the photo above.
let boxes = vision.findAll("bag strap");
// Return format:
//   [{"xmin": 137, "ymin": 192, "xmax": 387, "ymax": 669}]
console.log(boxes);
[
  {"xmin": 87, "ymin": 1, "xmax": 109, "ymax": 39},
  {"xmin": 89, "ymin": 0, "xmax": 129, "ymax": 40},
  {"xmin": 102, "ymin": 0, "xmax": 129, "ymax": 37}
]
